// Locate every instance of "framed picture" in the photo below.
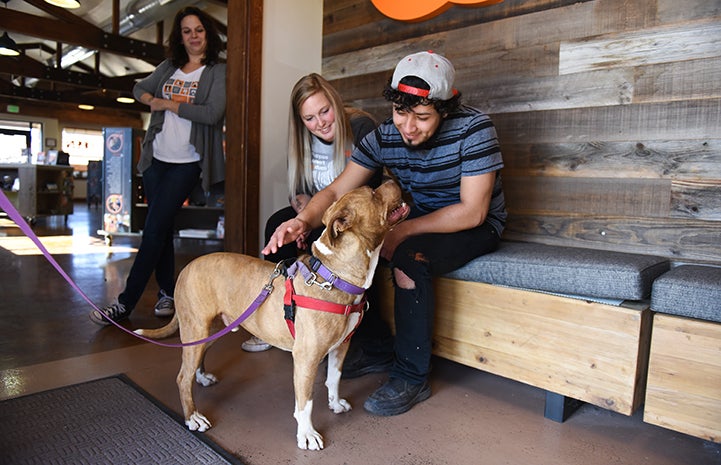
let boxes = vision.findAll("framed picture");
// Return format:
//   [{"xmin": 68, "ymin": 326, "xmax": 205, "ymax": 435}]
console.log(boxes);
[
  {"xmin": 45, "ymin": 137, "xmax": 57, "ymax": 148},
  {"xmin": 46, "ymin": 150, "xmax": 58, "ymax": 165}
]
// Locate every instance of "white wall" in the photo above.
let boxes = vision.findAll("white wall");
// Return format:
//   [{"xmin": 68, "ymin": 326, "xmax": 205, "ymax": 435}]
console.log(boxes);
[{"xmin": 259, "ymin": 0, "xmax": 323, "ymax": 251}]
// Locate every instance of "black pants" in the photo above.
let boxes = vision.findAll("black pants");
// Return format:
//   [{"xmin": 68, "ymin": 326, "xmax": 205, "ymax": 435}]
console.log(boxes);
[
  {"xmin": 356, "ymin": 209, "xmax": 501, "ymax": 384},
  {"xmin": 119, "ymin": 159, "xmax": 201, "ymax": 310}
]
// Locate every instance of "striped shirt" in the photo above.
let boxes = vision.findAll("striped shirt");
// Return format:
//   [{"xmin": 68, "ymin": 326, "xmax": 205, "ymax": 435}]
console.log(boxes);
[{"xmin": 351, "ymin": 105, "xmax": 507, "ymax": 235}]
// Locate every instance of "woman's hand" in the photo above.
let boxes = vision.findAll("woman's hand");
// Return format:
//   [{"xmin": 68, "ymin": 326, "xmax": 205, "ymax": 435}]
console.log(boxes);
[
  {"xmin": 295, "ymin": 230, "xmax": 311, "ymax": 250},
  {"xmin": 149, "ymin": 97, "xmax": 180, "ymax": 114},
  {"xmin": 262, "ymin": 217, "xmax": 310, "ymax": 256}
]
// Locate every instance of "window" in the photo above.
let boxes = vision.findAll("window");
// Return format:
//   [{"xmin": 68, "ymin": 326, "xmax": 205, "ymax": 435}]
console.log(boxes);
[
  {"xmin": 61, "ymin": 128, "xmax": 103, "ymax": 167},
  {"xmin": 0, "ymin": 120, "xmax": 42, "ymax": 164}
]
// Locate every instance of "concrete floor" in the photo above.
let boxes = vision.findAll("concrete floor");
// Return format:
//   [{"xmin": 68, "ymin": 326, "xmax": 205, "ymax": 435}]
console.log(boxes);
[{"xmin": 1, "ymin": 202, "xmax": 720, "ymax": 465}]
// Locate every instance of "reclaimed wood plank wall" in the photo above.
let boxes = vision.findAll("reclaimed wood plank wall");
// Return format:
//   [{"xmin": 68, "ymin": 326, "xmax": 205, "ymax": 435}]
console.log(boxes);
[{"xmin": 322, "ymin": 0, "xmax": 721, "ymax": 264}]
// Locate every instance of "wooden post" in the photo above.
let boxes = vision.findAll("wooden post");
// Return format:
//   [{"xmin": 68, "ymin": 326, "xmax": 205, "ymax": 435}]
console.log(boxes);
[{"xmin": 224, "ymin": 0, "xmax": 263, "ymax": 255}]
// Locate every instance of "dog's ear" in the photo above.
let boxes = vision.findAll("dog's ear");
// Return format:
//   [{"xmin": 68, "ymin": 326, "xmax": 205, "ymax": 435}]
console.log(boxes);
[{"xmin": 327, "ymin": 207, "xmax": 356, "ymax": 243}]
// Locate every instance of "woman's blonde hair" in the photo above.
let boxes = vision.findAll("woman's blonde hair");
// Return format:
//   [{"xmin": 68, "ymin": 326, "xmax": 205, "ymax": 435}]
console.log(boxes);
[{"xmin": 287, "ymin": 73, "xmax": 355, "ymax": 198}]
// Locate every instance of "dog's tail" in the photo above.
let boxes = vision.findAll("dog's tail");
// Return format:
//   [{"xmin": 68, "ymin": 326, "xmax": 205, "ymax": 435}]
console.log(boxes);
[{"xmin": 134, "ymin": 314, "xmax": 179, "ymax": 339}]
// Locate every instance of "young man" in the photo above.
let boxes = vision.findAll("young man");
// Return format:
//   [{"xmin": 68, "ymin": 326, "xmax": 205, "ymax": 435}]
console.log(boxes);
[{"xmin": 263, "ymin": 51, "xmax": 507, "ymax": 416}]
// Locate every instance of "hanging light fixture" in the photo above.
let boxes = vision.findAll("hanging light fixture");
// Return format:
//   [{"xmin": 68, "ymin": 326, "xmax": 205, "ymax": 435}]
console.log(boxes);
[
  {"xmin": 0, "ymin": 32, "xmax": 20, "ymax": 57},
  {"xmin": 43, "ymin": 0, "xmax": 81, "ymax": 9},
  {"xmin": 0, "ymin": 0, "xmax": 20, "ymax": 56},
  {"xmin": 116, "ymin": 95, "xmax": 135, "ymax": 104}
]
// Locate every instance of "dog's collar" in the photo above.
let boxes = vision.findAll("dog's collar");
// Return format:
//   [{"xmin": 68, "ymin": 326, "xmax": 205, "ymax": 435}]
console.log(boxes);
[{"xmin": 287, "ymin": 257, "xmax": 366, "ymax": 295}]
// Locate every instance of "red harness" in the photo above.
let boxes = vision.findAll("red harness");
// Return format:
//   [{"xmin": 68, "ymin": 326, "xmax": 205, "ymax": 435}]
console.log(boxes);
[{"xmin": 282, "ymin": 260, "xmax": 367, "ymax": 341}]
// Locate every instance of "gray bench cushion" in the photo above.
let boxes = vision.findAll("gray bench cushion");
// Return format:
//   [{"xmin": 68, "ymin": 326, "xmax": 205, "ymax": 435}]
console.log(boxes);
[
  {"xmin": 651, "ymin": 265, "xmax": 721, "ymax": 323},
  {"xmin": 445, "ymin": 241, "xmax": 669, "ymax": 301}
]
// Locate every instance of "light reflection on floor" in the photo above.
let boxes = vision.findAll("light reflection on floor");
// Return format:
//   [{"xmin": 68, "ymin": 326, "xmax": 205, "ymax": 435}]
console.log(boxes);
[{"xmin": 0, "ymin": 234, "xmax": 137, "ymax": 256}]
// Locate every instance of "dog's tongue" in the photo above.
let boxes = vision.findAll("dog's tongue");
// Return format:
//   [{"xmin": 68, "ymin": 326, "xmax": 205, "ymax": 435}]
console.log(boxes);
[{"xmin": 389, "ymin": 202, "xmax": 409, "ymax": 224}]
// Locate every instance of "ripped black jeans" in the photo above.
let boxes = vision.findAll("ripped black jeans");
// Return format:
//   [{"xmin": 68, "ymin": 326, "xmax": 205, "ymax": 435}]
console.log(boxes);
[{"xmin": 356, "ymin": 212, "xmax": 501, "ymax": 384}]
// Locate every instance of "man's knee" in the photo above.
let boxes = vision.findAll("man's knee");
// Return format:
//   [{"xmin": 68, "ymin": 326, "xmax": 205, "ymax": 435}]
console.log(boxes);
[{"xmin": 393, "ymin": 268, "xmax": 415, "ymax": 289}]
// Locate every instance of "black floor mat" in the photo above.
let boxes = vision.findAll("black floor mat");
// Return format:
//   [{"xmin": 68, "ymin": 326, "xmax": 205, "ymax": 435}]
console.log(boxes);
[{"xmin": 0, "ymin": 375, "xmax": 242, "ymax": 465}]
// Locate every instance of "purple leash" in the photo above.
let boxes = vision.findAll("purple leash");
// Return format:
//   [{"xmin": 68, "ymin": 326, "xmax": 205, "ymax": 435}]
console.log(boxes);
[{"xmin": 0, "ymin": 189, "xmax": 272, "ymax": 348}]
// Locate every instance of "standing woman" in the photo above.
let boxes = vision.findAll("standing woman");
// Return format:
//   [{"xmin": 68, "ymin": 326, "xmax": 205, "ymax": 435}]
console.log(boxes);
[
  {"xmin": 241, "ymin": 73, "xmax": 378, "ymax": 351},
  {"xmin": 91, "ymin": 7, "xmax": 226, "ymax": 325}
]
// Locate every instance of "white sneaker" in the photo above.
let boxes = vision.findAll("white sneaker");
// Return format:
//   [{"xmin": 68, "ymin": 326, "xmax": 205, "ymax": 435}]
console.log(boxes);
[{"xmin": 241, "ymin": 336, "xmax": 271, "ymax": 352}]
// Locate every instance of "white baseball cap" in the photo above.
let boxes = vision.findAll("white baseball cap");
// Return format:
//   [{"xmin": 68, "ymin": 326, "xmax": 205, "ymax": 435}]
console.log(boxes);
[{"xmin": 390, "ymin": 51, "xmax": 457, "ymax": 100}]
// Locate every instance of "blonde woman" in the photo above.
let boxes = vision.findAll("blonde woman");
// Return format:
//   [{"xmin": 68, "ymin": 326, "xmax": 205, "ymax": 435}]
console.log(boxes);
[{"xmin": 242, "ymin": 73, "xmax": 379, "ymax": 351}]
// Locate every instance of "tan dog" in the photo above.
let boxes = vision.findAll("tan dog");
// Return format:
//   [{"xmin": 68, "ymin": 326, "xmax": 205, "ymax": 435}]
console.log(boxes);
[{"xmin": 135, "ymin": 181, "xmax": 409, "ymax": 450}]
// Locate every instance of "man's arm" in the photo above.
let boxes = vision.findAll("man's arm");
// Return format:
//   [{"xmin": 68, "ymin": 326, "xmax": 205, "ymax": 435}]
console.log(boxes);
[
  {"xmin": 380, "ymin": 172, "xmax": 496, "ymax": 260},
  {"xmin": 262, "ymin": 161, "xmax": 376, "ymax": 255}
]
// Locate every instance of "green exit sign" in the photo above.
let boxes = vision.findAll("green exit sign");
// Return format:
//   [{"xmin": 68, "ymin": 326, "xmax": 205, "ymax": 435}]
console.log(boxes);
[{"xmin": 6, "ymin": 104, "xmax": 20, "ymax": 113}]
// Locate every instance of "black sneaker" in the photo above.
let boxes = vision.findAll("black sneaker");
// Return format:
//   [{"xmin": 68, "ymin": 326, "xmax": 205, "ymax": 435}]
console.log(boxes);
[
  {"xmin": 363, "ymin": 377, "xmax": 431, "ymax": 416},
  {"xmin": 89, "ymin": 302, "xmax": 131, "ymax": 326},
  {"xmin": 153, "ymin": 290, "xmax": 175, "ymax": 317},
  {"xmin": 341, "ymin": 350, "xmax": 393, "ymax": 379}
]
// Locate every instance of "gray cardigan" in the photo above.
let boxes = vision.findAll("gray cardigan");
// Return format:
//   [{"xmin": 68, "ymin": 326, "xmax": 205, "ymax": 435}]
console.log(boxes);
[{"xmin": 133, "ymin": 59, "xmax": 227, "ymax": 191}]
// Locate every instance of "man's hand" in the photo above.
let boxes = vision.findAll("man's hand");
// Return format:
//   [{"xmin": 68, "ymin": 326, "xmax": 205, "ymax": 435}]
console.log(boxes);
[
  {"xmin": 380, "ymin": 222, "xmax": 409, "ymax": 261},
  {"xmin": 262, "ymin": 217, "xmax": 310, "ymax": 255},
  {"xmin": 291, "ymin": 194, "xmax": 311, "ymax": 213}
]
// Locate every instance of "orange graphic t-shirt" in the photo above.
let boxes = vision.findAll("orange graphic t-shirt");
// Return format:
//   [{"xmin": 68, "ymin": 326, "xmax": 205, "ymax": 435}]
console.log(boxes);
[
  {"xmin": 152, "ymin": 65, "xmax": 205, "ymax": 163},
  {"xmin": 163, "ymin": 78, "xmax": 199, "ymax": 104}
]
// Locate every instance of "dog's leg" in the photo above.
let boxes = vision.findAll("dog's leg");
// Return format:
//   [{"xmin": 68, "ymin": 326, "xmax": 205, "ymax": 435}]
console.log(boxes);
[
  {"xmin": 292, "ymin": 349, "xmax": 326, "ymax": 450},
  {"xmin": 177, "ymin": 343, "xmax": 213, "ymax": 432},
  {"xmin": 194, "ymin": 351, "xmax": 219, "ymax": 387},
  {"xmin": 326, "ymin": 341, "xmax": 352, "ymax": 414}
]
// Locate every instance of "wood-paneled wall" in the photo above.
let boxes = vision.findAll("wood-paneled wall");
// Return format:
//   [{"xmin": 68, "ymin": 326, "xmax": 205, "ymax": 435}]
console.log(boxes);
[{"xmin": 322, "ymin": 0, "xmax": 721, "ymax": 264}]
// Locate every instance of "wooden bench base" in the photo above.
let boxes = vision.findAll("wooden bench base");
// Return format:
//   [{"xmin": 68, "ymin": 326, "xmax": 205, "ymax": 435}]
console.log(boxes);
[
  {"xmin": 644, "ymin": 314, "xmax": 721, "ymax": 443},
  {"xmin": 375, "ymin": 269, "xmax": 651, "ymax": 416}
]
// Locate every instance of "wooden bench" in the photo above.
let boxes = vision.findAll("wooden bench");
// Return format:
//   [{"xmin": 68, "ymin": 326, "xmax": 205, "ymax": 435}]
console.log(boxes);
[
  {"xmin": 643, "ymin": 265, "xmax": 721, "ymax": 443},
  {"xmin": 375, "ymin": 241, "xmax": 670, "ymax": 421}
]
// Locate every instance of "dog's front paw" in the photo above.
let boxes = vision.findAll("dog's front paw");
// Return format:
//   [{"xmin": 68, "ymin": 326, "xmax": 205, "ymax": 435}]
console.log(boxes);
[
  {"xmin": 186, "ymin": 412, "xmax": 212, "ymax": 432},
  {"xmin": 297, "ymin": 430, "xmax": 324, "ymax": 450},
  {"xmin": 195, "ymin": 369, "xmax": 218, "ymax": 387},
  {"xmin": 329, "ymin": 397, "xmax": 352, "ymax": 414}
]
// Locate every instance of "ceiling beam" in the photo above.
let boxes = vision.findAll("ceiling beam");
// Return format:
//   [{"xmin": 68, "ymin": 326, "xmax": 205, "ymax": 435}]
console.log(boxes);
[
  {"xmin": 0, "ymin": 8, "xmax": 165, "ymax": 65},
  {"xmin": 0, "ymin": 97, "xmax": 143, "ymax": 128},
  {"xmin": 0, "ymin": 55, "xmax": 142, "ymax": 92},
  {"xmin": 0, "ymin": 80, "xmax": 146, "ymax": 112}
]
